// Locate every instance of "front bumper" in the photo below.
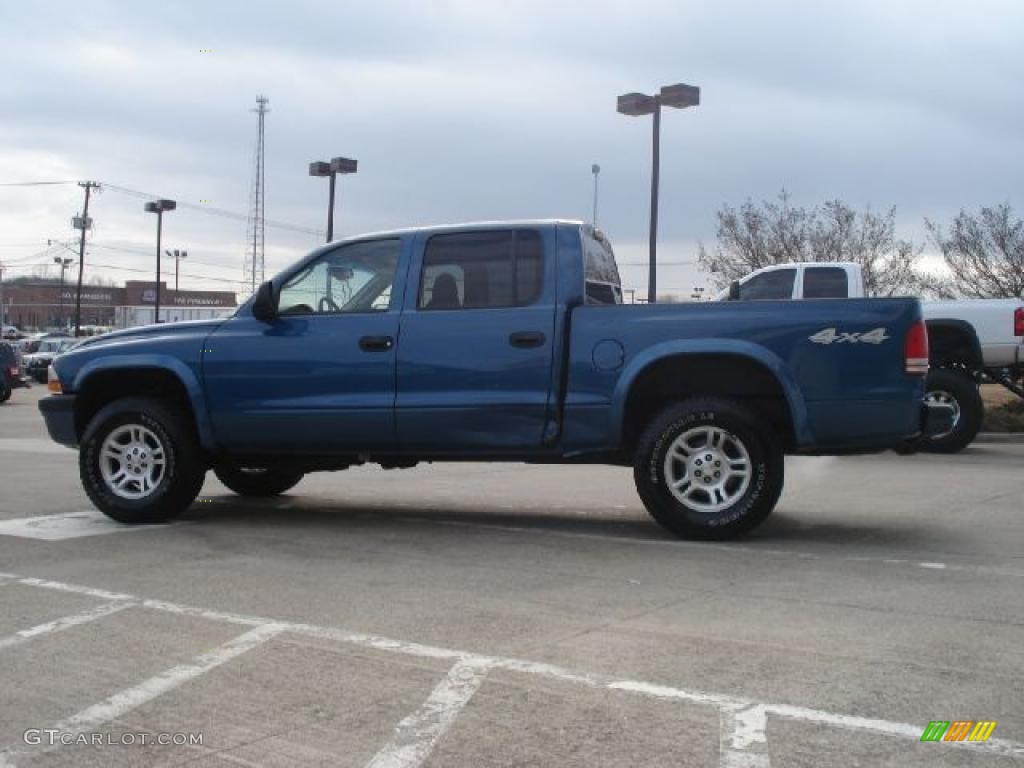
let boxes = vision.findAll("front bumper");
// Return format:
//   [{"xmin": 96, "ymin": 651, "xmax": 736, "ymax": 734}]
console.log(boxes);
[
  {"xmin": 921, "ymin": 401, "xmax": 956, "ymax": 438},
  {"xmin": 38, "ymin": 394, "xmax": 78, "ymax": 447}
]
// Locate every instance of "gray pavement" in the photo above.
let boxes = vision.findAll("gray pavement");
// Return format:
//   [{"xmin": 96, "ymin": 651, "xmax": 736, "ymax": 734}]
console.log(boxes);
[{"xmin": 0, "ymin": 386, "xmax": 1022, "ymax": 767}]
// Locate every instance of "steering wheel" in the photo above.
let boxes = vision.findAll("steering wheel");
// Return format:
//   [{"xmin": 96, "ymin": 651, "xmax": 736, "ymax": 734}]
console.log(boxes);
[{"xmin": 318, "ymin": 295, "xmax": 340, "ymax": 313}]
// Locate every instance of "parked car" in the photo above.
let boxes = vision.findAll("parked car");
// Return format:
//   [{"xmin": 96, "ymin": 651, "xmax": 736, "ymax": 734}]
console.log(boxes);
[
  {"xmin": 23, "ymin": 338, "xmax": 81, "ymax": 383},
  {"xmin": 720, "ymin": 262, "xmax": 1024, "ymax": 452},
  {"xmin": 39, "ymin": 221, "xmax": 951, "ymax": 540},
  {"xmin": 0, "ymin": 341, "xmax": 31, "ymax": 403}
]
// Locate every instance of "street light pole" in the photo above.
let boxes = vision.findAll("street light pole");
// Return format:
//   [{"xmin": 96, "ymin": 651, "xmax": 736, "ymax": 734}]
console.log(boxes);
[
  {"xmin": 617, "ymin": 83, "xmax": 700, "ymax": 304},
  {"xmin": 649, "ymin": 98, "xmax": 661, "ymax": 303},
  {"xmin": 591, "ymin": 164, "xmax": 601, "ymax": 227},
  {"xmin": 327, "ymin": 173, "xmax": 337, "ymax": 242},
  {"xmin": 145, "ymin": 199, "xmax": 176, "ymax": 324},
  {"xmin": 166, "ymin": 249, "xmax": 187, "ymax": 294},
  {"xmin": 53, "ymin": 256, "xmax": 73, "ymax": 329},
  {"xmin": 310, "ymin": 157, "xmax": 357, "ymax": 243}
]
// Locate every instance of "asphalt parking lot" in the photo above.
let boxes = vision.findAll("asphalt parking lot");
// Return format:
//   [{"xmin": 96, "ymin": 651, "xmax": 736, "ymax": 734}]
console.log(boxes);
[{"xmin": 0, "ymin": 387, "xmax": 1022, "ymax": 767}]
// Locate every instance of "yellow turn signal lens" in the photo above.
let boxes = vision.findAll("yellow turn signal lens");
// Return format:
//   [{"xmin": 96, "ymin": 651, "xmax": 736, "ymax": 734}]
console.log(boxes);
[{"xmin": 47, "ymin": 366, "xmax": 62, "ymax": 394}]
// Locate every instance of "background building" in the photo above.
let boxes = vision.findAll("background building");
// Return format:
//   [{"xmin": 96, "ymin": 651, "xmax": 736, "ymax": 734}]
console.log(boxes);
[{"xmin": 0, "ymin": 280, "xmax": 236, "ymax": 331}]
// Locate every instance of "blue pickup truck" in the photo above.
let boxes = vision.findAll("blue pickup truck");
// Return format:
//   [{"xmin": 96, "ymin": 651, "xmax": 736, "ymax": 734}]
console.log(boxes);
[{"xmin": 39, "ymin": 220, "xmax": 950, "ymax": 539}]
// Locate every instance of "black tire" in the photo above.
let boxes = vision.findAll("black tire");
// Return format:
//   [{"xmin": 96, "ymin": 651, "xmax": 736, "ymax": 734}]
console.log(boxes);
[
  {"xmin": 214, "ymin": 465, "xmax": 304, "ymax": 497},
  {"xmin": 80, "ymin": 397, "xmax": 206, "ymax": 524},
  {"xmin": 0, "ymin": 378, "xmax": 10, "ymax": 403},
  {"xmin": 633, "ymin": 399, "xmax": 784, "ymax": 541},
  {"xmin": 918, "ymin": 368, "xmax": 983, "ymax": 454}
]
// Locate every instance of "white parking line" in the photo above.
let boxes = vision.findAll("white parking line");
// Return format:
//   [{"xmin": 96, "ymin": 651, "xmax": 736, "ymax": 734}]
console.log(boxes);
[
  {"xmin": 411, "ymin": 516, "xmax": 1024, "ymax": 579},
  {"xmin": 720, "ymin": 703, "xmax": 770, "ymax": 768},
  {"xmin": 364, "ymin": 658, "xmax": 492, "ymax": 768},
  {"xmin": 5, "ymin": 574, "xmax": 1024, "ymax": 763},
  {"xmin": 0, "ymin": 439, "xmax": 72, "ymax": 455},
  {"xmin": 0, "ymin": 601, "xmax": 134, "ymax": 652},
  {"xmin": 56, "ymin": 623, "xmax": 285, "ymax": 731},
  {"xmin": 0, "ymin": 511, "xmax": 173, "ymax": 541},
  {"xmin": 0, "ymin": 622, "xmax": 285, "ymax": 767}
]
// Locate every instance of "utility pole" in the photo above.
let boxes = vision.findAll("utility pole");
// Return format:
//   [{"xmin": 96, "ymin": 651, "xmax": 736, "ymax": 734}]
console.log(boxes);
[
  {"xmin": 73, "ymin": 181, "xmax": 100, "ymax": 336},
  {"xmin": 0, "ymin": 261, "xmax": 6, "ymax": 331}
]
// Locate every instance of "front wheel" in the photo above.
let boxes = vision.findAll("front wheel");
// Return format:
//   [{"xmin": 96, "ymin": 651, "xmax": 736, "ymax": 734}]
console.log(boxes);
[
  {"xmin": 634, "ymin": 399, "xmax": 784, "ymax": 541},
  {"xmin": 918, "ymin": 368, "xmax": 983, "ymax": 454},
  {"xmin": 80, "ymin": 397, "xmax": 206, "ymax": 524},
  {"xmin": 214, "ymin": 465, "xmax": 304, "ymax": 497}
]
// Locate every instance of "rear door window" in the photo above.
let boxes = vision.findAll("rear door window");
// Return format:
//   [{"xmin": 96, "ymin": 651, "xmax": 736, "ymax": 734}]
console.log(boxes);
[{"xmin": 419, "ymin": 229, "xmax": 543, "ymax": 310}]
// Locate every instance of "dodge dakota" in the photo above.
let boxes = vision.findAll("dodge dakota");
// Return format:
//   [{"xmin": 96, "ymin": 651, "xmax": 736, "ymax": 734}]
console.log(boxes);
[{"xmin": 39, "ymin": 221, "xmax": 951, "ymax": 539}]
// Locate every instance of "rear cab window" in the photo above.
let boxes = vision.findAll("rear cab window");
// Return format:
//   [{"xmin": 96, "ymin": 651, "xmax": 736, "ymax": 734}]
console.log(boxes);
[
  {"xmin": 582, "ymin": 227, "xmax": 622, "ymax": 305},
  {"xmin": 802, "ymin": 267, "xmax": 849, "ymax": 299}
]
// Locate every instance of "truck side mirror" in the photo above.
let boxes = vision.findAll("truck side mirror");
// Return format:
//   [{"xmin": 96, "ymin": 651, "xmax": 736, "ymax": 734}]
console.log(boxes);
[
  {"xmin": 727, "ymin": 280, "xmax": 741, "ymax": 301},
  {"xmin": 251, "ymin": 281, "xmax": 278, "ymax": 323}
]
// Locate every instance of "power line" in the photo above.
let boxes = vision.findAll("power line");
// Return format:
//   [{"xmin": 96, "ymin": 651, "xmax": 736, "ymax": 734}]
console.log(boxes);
[
  {"xmin": 83, "ymin": 241, "xmax": 281, "ymax": 273},
  {"xmin": 619, "ymin": 261, "xmax": 699, "ymax": 266},
  {"xmin": 0, "ymin": 180, "xmax": 79, "ymax": 187},
  {"xmin": 102, "ymin": 181, "xmax": 321, "ymax": 237}
]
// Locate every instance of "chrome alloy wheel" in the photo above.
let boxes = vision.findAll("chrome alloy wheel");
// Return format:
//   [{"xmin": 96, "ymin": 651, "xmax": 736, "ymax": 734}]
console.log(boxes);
[
  {"xmin": 923, "ymin": 390, "xmax": 961, "ymax": 439},
  {"xmin": 99, "ymin": 424, "xmax": 167, "ymax": 500},
  {"xmin": 663, "ymin": 426, "xmax": 752, "ymax": 513}
]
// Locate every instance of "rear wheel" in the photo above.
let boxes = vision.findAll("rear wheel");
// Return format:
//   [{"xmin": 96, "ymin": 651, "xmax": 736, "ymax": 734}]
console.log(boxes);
[
  {"xmin": 918, "ymin": 368, "xmax": 983, "ymax": 454},
  {"xmin": 633, "ymin": 399, "xmax": 784, "ymax": 541},
  {"xmin": 214, "ymin": 465, "xmax": 304, "ymax": 497},
  {"xmin": 80, "ymin": 397, "xmax": 206, "ymax": 524}
]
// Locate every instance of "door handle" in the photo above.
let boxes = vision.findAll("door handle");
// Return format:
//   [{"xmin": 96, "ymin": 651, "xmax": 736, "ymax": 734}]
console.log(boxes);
[
  {"xmin": 359, "ymin": 335, "xmax": 394, "ymax": 352},
  {"xmin": 509, "ymin": 331, "xmax": 546, "ymax": 349}
]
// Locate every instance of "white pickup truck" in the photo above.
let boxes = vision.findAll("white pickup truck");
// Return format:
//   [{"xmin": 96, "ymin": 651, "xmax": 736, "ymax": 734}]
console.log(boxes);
[{"xmin": 720, "ymin": 262, "xmax": 1024, "ymax": 452}]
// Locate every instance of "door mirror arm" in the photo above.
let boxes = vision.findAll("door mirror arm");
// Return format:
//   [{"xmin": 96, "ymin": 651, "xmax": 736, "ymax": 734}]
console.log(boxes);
[
  {"xmin": 251, "ymin": 281, "xmax": 278, "ymax": 323},
  {"xmin": 727, "ymin": 280, "xmax": 741, "ymax": 301}
]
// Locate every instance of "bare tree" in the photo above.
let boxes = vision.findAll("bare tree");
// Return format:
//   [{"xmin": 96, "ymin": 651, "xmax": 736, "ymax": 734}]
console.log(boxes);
[
  {"xmin": 926, "ymin": 204, "xmax": 1024, "ymax": 299},
  {"xmin": 699, "ymin": 191, "xmax": 930, "ymax": 296}
]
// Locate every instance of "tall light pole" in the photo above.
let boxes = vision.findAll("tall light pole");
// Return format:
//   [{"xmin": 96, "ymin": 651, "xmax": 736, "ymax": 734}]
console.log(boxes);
[
  {"xmin": 72, "ymin": 181, "xmax": 100, "ymax": 336},
  {"xmin": 144, "ymin": 199, "xmax": 176, "ymax": 324},
  {"xmin": 617, "ymin": 83, "xmax": 700, "ymax": 304},
  {"xmin": 166, "ymin": 249, "xmax": 187, "ymax": 293},
  {"xmin": 309, "ymin": 156, "xmax": 358, "ymax": 242},
  {"xmin": 53, "ymin": 256, "xmax": 74, "ymax": 329},
  {"xmin": 591, "ymin": 164, "xmax": 601, "ymax": 227}
]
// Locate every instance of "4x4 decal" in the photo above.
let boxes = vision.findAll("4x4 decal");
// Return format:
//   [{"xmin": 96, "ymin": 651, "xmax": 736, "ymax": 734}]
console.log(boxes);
[{"xmin": 809, "ymin": 327, "xmax": 890, "ymax": 345}]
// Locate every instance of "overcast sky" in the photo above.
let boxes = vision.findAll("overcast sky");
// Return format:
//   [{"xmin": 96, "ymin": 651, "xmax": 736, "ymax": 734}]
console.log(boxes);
[{"xmin": 2, "ymin": 0, "xmax": 1022, "ymax": 297}]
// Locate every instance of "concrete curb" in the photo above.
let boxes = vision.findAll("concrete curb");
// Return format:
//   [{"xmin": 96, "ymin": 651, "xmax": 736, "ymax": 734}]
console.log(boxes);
[{"xmin": 974, "ymin": 432, "xmax": 1024, "ymax": 444}]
